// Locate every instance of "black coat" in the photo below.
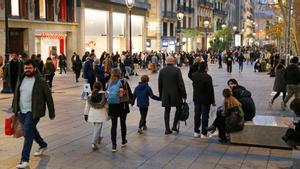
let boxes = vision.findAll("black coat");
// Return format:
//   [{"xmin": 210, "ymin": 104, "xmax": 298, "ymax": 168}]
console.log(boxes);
[
  {"xmin": 191, "ymin": 71, "xmax": 215, "ymax": 105},
  {"xmin": 273, "ymin": 69, "xmax": 287, "ymax": 92},
  {"xmin": 232, "ymin": 85, "xmax": 256, "ymax": 121},
  {"xmin": 284, "ymin": 64, "xmax": 300, "ymax": 85},
  {"xmin": 188, "ymin": 62, "xmax": 200, "ymax": 80},
  {"xmin": 158, "ymin": 65, "xmax": 186, "ymax": 107}
]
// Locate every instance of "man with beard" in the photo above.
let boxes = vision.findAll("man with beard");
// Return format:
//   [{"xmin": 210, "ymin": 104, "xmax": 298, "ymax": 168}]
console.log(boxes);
[{"xmin": 13, "ymin": 59, "xmax": 55, "ymax": 168}]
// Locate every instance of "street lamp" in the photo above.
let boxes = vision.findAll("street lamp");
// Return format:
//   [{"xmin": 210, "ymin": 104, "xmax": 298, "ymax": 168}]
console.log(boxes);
[
  {"xmin": 233, "ymin": 26, "xmax": 237, "ymax": 47},
  {"xmin": 221, "ymin": 24, "xmax": 226, "ymax": 29},
  {"xmin": 176, "ymin": 10, "xmax": 184, "ymax": 52},
  {"xmin": 177, "ymin": 11, "xmax": 184, "ymax": 22},
  {"xmin": 125, "ymin": 0, "xmax": 135, "ymax": 55},
  {"xmin": 233, "ymin": 26, "xmax": 237, "ymax": 32},
  {"xmin": 204, "ymin": 20, "xmax": 210, "ymax": 50}
]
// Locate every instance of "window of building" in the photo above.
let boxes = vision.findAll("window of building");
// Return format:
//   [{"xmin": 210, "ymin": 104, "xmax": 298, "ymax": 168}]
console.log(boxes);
[
  {"xmin": 170, "ymin": 23, "xmax": 174, "ymax": 36},
  {"xmin": 183, "ymin": 16, "xmax": 186, "ymax": 29},
  {"xmin": 11, "ymin": 0, "xmax": 19, "ymax": 16},
  {"xmin": 39, "ymin": 0, "xmax": 46, "ymax": 19},
  {"xmin": 58, "ymin": 0, "xmax": 74, "ymax": 22},
  {"xmin": 164, "ymin": 0, "xmax": 167, "ymax": 13},
  {"xmin": 34, "ymin": 0, "xmax": 54, "ymax": 21},
  {"xmin": 171, "ymin": 0, "xmax": 174, "ymax": 13},
  {"xmin": 163, "ymin": 22, "xmax": 168, "ymax": 36},
  {"xmin": 188, "ymin": 17, "xmax": 192, "ymax": 28}
]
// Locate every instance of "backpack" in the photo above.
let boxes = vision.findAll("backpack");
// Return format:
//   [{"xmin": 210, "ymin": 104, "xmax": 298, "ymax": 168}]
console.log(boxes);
[
  {"xmin": 107, "ymin": 80, "xmax": 122, "ymax": 104},
  {"xmin": 225, "ymin": 106, "xmax": 244, "ymax": 133},
  {"xmin": 179, "ymin": 102, "xmax": 189, "ymax": 125}
]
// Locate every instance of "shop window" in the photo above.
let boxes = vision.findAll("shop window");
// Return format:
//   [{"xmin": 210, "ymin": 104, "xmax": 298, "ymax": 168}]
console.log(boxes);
[
  {"xmin": 163, "ymin": 22, "xmax": 168, "ymax": 36},
  {"xmin": 170, "ymin": 23, "xmax": 174, "ymax": 37}
]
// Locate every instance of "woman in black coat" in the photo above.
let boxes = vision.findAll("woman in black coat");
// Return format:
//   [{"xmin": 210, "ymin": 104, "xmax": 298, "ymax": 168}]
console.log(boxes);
[
  {"xmin": 269, "ymin": 63, "xmax": 286, "ymax": 109},
  {"xmin": 73, "ymin": 55, "xmax": 82, "ymax": 83}
]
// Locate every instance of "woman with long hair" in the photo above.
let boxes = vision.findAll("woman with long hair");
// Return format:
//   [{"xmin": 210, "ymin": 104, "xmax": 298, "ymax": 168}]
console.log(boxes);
[
  {"xmin": 107, "ymin": 68, "xmax": 133, "ymax": 152},
  {"xmin": 268, "ymin": 63, "xmax": 286, "ymax": 109},
  {"xmin": 43, "ymin": 57, "xmax": 55, "ymax": 89}
]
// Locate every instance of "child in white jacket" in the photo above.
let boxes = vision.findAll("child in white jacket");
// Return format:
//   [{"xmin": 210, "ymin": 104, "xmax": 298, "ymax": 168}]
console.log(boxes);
[{"xmin": 84, "ymin": 82, "xmax": 108, "ymax": 150}]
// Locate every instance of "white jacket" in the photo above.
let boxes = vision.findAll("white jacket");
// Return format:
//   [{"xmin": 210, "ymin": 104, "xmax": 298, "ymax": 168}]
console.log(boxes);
[{"xmin": 83, "ymin": 94, "xmax": 108, "ymax": 123}]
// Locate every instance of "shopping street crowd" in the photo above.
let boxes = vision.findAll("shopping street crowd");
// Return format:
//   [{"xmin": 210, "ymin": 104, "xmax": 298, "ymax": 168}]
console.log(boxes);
[{"xmin": 1, "ymin": 47, "xmax": 300, "ymax": 169}]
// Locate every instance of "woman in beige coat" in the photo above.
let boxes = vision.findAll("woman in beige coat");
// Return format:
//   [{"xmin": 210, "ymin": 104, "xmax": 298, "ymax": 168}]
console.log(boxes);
[{"xmin": 84, "ymin": 82, "xmax": 108, "ymax": 150}]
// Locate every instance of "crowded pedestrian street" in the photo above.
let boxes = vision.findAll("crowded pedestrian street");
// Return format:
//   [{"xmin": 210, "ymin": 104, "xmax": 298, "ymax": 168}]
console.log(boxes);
[{"xmin": 0, "ymin": 63, "xmax": 295, "ymax": 169}]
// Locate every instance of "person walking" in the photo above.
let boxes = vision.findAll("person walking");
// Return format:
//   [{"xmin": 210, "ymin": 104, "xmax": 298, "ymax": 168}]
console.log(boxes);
[
  {"xmin": 132, "ymin": 75, "xmax": 160, "ymax": 134},
  {"xmin": 35, "ymin": 54, "xmax": 44, "ymax": 74},
  {"xmin": 6, "ymin": 53, "xmax": 24, "ymax": 93},
  {"xmin": 58, "ymin": 53, "xmax": 67, "ymax": 74},
  {"xmin": 191, "ymin": 62, "xmax": 216, "ymax": 138},
  {"xmin": 83, "ymin": 54, "xmax": 96, "ymax": 90},
  {"xmin": 268, "ymin": 63, "xmax": 287, "ymax": 109},
  {"xmin": 236, "ymin": 51, "xmax": 246, "ymax": 73},
  {"xmin": 13, "ymin": 59, "xmax": 55, "ymax": 169},
  {"xmin": 84, "ymin": 82, "xmax": 108, "ymax": 150},
  {"xmin": 124, "ymin": 55, "xmax": 132, "ymax": 79},
  {"xmin": 282, "ymin": 57, "xmax": 300, "ymax": 110},
  {"xmin": 43, "ymin": 57, "xmax": 56, "ymax": 89},
  {"xmin": 188, "ymin": 56, "xmax": 201, "ymax": 80},
  {"xmin": 73, "ymin": 55, "xmax": 82, "ymax": 83},
  {"xmin": 158, "ymin": 56, "xmax": 187, "ymax": 135},
  {"xmin": 226, "ymin": 52, "xmax": 234, "ymax": 73},
  {"xmin": 107, "ymin": 68, "xmax": 133, "ymax": 152}
]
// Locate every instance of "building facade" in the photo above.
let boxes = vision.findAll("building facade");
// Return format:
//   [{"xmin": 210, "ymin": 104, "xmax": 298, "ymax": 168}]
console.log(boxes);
[
  {"xmin": 79, "ymin": 0, "xmax": 150, "ymax": 57},
  {"xmin": 0, "ymin": 0, "xmax": 78, "ymax": 63}
]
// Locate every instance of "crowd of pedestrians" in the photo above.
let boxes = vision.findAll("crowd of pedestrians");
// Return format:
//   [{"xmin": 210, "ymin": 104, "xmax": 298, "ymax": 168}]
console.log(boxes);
[{"xmin": 2, "ymin": 45, "xmax": 300, "ymax": 168}]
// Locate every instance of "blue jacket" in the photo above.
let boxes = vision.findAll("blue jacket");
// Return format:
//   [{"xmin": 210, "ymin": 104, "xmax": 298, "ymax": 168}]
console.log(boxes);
[
  {"xmin": 133, "ymin": 82, "xmax": 160, "ymax": 108},
  {"xmin": 83, "ymin": 59, "xmax": 95, "ymax": 81}
]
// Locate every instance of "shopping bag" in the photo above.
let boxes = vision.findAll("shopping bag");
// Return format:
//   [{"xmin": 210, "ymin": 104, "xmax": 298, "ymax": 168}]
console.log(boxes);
[
  {"xmin": 12, "ymin": 114, "xmax": 23, "ymax": 138},
  {"xmin": 80, "ymin": 83, "xmax": 91, "ymax": 100},
  {"xmin": 4, "ymin": 116, "xmax": 14, "ymax": 136}
]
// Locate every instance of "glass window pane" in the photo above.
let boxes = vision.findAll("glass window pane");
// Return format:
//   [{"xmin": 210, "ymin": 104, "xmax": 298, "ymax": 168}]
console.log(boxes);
[
  {"xmin": 11, "ymin": 0, "xmax": 19, "ymax": 16},
  {"xmin": 39, "ymin": 0, "xmax": 46, "ymax": 18},
  {"xmin": 113, "ymin": 12, "xmax": 125, "ymax": 37},
  {"xmin": 131, "ymin": 15, "xmax": 143, "ymax": 36}
]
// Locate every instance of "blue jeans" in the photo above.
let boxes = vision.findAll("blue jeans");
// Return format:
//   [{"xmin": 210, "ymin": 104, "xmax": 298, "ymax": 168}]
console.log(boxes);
[
  {"xmin": 194, "ymin": 103, "xmax": 210, "ymax": 135},
  {"xmin": 20, "ymin": 112, "xmax": 47, "ymax": 162},
  {"xmin": 239, "ymin": 62, "xmax": 244, "ymax": 72},
  {"xmin": 125, "ymin": 66, "xmax": 131, "ymax": 77}
]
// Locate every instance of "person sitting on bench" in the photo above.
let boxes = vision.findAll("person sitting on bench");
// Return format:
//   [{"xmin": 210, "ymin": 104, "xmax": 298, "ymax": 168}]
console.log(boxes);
[{"xmin": 282, "ymin": 98, "xmax": 300, "ymax": 149}]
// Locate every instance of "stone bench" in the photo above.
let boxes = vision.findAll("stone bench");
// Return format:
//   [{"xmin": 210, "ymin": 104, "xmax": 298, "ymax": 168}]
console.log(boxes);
[
  {"xmin": 230, "ymin": 115, "xmax": 293, "ymax": 149},
  {"xmin": 293, "ymin": 149, "xmax": 300, "ymax": 169}
]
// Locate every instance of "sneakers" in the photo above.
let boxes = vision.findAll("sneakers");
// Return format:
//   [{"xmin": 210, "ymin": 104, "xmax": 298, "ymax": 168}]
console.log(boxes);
[
  {"xmin": 137, "ymin": 128, "xmax": 143, "ymax": 134},
  {"xmin": 112, "ymin": 145, "xmax": 117, "ymax": 152},
  {"xmin": 194, "ymin": 132, "xmax": 200, "ymax": 138},
  {"xmin": 207, "ymin": 125, "xmax": 216, "ymax": 134},
  {"xmin": 33, "ymin": 147, "xmax": 47, "ymax": 156},
  {"xmin": 92, "ymin": 144, "xmax": 99, "ymax": 151},
  {"xmin": 172, "ymin": 128, "xmax": 179, "ymax": 133},
  {"xmin": 121, "ymin": 140, "xmax": 128, "ymax": 147},
  {"xmin": 16, "ymin": 161, "xmax": 29, "ymax": 168}
]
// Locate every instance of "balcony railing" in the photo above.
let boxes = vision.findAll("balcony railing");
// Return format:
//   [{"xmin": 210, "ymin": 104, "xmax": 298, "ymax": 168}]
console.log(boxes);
[
  {"xmin": 198, "ymin": 0, "xmax": 214, "ymax": 8},
  {"xmin": 179, "ymin": 5, "xmax": 195, "ymax": 13},
  {"xmin": 162, "ymin": 11, "xmax": 177, "ymax": 20},
  {"xmin": 213, "ymin": 8, "xmax": 227, "ymax": 16}
]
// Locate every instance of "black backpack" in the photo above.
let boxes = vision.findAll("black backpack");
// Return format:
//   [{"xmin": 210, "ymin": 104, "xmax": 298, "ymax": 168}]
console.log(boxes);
[
  {"xmin": 225, "ymin": 106, "xmax": 244, "ymax": 133},
  {"xmin": 179, "ymin": 102, "xmax": 189, "ymax": 125}
]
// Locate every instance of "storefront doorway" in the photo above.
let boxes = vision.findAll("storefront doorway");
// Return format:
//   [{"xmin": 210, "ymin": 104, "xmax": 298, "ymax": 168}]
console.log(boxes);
[{"xmin": 8, "ymin": 28, "xmax": 25, "ymax": 54}]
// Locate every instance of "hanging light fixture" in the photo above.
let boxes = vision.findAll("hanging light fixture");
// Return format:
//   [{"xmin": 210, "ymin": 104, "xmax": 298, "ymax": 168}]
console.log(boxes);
[{"xmin": 125, "ymin": 0, "xmax": 135, "ymax": 9}]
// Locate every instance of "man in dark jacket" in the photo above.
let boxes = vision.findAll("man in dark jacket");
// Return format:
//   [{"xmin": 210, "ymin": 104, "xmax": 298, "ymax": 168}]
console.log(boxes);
[
  {"xmin": 158, "ymin": 56, "xmax": 187, "ymax": 135},
  {"xmin": 191, "ymin": 62, "xmax": 215, "ymax": 138},
  {"xmin": 188, "ymin": 56, "xmax": 201, "ymax": 80},
  {"xmin": 226, "ymin": 52, "xmax": 234, "ymax": 73},
  {"xmin": 83, "ymin": 55, "xmax": 96, "ymax": 89},
  {"xmin": 228, "ymin": 79, "xmax": 256, "ymax": 121},
  {"xmin": 13, "ymin": 59, "xmax": 55, "ymax": 169},
  {"xmin": 6, "ymin": 53, "xmax": 24, "ymax": 93},
  {"xmin": 236, "ymin": 52, "xmax": 246, "ymax": 73},
  {"xmin": 282, "ymin": 57, "xmax": 300, "ymax": 110}
]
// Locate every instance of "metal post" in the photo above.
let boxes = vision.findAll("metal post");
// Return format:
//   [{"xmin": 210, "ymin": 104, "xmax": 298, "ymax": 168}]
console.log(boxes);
[
  {"xmin": 205, "ymin": 28, "xmax": 208, "ymax": 50},
  {"xmin": 287, "ymin": 0, "xmax": 292, "ymax": 56},
  {"xmin": 129, "ymin": 9, "xmax": 132, "ymax": 55},
  {"xmin": 5, "ymin": 0, "xmax": 9, "ymax": 54}
]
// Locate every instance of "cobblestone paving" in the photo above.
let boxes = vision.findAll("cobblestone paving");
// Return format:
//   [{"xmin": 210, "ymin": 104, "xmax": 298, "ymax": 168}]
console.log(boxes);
[{"xmin": 0, "ymin": 63, "xmax": 294, "ymax": 169}]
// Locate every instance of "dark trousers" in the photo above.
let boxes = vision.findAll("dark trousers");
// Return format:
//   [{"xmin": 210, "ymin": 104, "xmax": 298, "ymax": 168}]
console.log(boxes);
[
  {"xmin": 46, "ymin": 74, "xmax": 54, "ymax": 88},
  {"xmin": 88, "ymin": 79, "xmax": 95, "ymax": 91},
  {"xmin": 227, "ymin": 63, "xmax": 232, "ymax": 73},
  {"xmin": 239, "ymin": 62, "xmax": 244, "ymax": 72},
  {"xmin": 212, "ymin": 109, "xmax": 226, "ymax": 140},
  {"xmin": 20, "ymin": 112, "xmax": 47, "ymax": 162},
  {"xmin": 218, "ymin": 61, "xmax": 222, "ymax": 68},
  {"xmin": 59, "ymin": 66, "xmax": 66, "ymax": 74},
  {"xmin": 75, "ymin": 71, "xmax": 80, "ymax": 82},
  {"xmin": 194, "ymin": 103, "xmax": 210, "ymax": 135},
  {"xmin": 110, "ymin": 113, "xmax": 127, "ymax": 146},
  {"xmin": 271, "ymin": 91, "xmax": 286, "ymax": 104},
  {"xmin": 139, "ymin": 107, "xmax": 148, "ymax": 129},
  {"xmin": 164, "ymin": 106, "xmax": 180, "ymax": 131}
]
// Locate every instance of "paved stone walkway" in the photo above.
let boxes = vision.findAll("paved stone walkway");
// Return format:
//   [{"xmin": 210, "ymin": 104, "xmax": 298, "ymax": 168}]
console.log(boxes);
[{"xmin": 0, "ymin": 63, "xmax": 295, "ymax": 169}]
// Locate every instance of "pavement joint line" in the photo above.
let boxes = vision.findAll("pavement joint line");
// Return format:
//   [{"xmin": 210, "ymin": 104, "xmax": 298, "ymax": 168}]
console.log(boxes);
[{"xmin": 238, "ymin": 146, "xmax": 251, "ymax": 169}]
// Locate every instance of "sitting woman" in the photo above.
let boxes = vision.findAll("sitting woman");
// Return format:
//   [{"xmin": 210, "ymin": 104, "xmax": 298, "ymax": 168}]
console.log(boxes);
[
  {"xmin": 282, "ymin": 98, "xmax": 300, "ymax": 149},
  {"xmin": 208, "ymin": 89, "xmax": 244, "ymax": 143}
]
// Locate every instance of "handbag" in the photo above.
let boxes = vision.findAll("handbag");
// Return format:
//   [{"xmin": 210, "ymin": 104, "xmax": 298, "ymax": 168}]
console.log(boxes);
[
  {"xmin": 119, "ymin": 79, "xmax": 130, "ymax": 103},
  {"xmin": 225, "ymin": 106, "xmax": 244, "ymax": 133},
  {"xmin": 4, "ymin": 116, "xmax": 14, "ymax": 136},
  {"xmin": 12, "ymin": 114, "xmax": 24, "ymax": 138}
]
